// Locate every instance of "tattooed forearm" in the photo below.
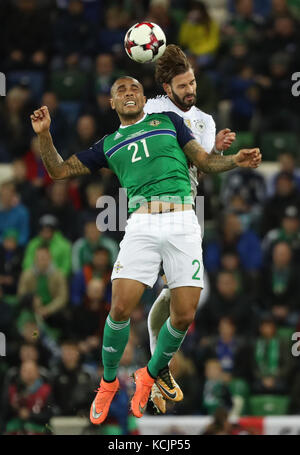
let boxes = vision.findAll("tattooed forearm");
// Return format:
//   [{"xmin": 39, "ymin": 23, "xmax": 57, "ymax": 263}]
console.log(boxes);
[
  {"xmin": 183, "ymin": 140, "xmax": 237, "ymax": 174},
  {"xmin": 38, "ymin": 132, "xmax": 90, "ymax": 179},
  {"xmin": 38, "ymin": 132, "xmax": 64, "ymax": 178}
]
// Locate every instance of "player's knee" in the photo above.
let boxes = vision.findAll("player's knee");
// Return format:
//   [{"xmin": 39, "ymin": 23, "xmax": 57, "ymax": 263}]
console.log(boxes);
[
  {"xmin": 110, "ymin": 298, "xmax": 131, "ymax": 321},
  {"xmin": 171, "ymin": 310, "xmax": 196, "ymax": 332}
]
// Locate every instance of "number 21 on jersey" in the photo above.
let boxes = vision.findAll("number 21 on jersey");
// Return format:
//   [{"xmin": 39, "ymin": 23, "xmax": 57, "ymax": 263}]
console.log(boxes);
[{"xmin": 129, "ymin": 138, "xmax": 150, "ymax": 163}]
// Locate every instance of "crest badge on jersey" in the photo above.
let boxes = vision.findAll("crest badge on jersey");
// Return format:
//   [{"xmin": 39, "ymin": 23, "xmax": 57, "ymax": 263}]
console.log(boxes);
[
  {"xmin": 184, "ymin": 119, "xmax": 192, "ymax": 129},
  {"xmin": 114, "ymin": 261, "xmax": 123, "ymax": 273},
  {"xmin": 149, "ymin": 119, "xmax": 161, "ymax": 127},
  {"xmin": 194, "ymin": 120, "xmax": 205, "ymax": 132}
]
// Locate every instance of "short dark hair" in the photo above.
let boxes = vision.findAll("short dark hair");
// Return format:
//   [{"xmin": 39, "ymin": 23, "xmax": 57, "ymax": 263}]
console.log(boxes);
[
  {"xmin": 155, "ymin": 44, "xmax": 192, "ymax": 85},
  {"xmin": 110, "ymin": 76, "xmax": 143, "ymax": 96}
]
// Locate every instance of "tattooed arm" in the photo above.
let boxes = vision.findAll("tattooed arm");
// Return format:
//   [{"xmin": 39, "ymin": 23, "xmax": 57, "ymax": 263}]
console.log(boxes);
[
  {"xmin": 183, "ymin": 139, "xmax": 261, "ymax": 174},
  {"xmin": 31, "ymin": 106, "xmax": 91, "ymax": 179}
]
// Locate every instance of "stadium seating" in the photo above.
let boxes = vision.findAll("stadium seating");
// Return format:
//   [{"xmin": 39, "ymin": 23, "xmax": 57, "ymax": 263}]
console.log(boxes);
[
  {"xmin": 260, "ymin": 132, "xmax": 300, "ymax": 161},
  {"xmin": 249, "ymin": 395, "xmax": 290, "ymax": 416}
]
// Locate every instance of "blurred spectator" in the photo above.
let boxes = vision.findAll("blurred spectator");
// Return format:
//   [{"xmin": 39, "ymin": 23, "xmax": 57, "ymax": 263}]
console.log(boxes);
[
  {"xmin": 222, "ymin": 0, "xmax": 265, "ymax": 46},
  {"xmin": 98, "ymin": 6, "xmax": 129, "ymax": 55},
  {"xmin": 90, "ymin": 89, "xmax": 120, "ymax": 136},
  {"xmin": 256, "ymin": 52, "xmax": 298, "ymax": 131},
  {"xmin": 50, "ymin": 340, "xmax": 95, "ymax": 416},
  {"xmin": 18, "ymin": 245, "xmax": 68, "ymax": 332},
  {"xmin": 259, "ymin": 241, "xmax": 300, "ymax": 326},
  {"xmin": 50, "ymin": 55, "xmax": 89, "ymax": 108},
  {"xmin": 0, "ymin": 229, "xmax": 23, "ymax": 297},
  {"xmin": 1, "ymin": 359, "xmax": 52, "ymax": 435},
  {"xmin": 195, "ymin": 316, "xmax": 249, "ymax": 381},
  {"xmin": 268, "ymin": 152, "xmax": 300, "ymax": 196},
  {"xmin": 69, "ymin": 278, "xmax": 110, "ymax": 363},
  {"xmin": 200, "ymin": 358, "xmax": 233, "ymax": 415},
  {"xmin": 179, "ymin": 1, "xmax": 220, "ymax": 66},
  {"xmin": 4, "ymin": 0, "xmax": 50, "ymax": 71},
  {"xmin": 12, "ymin": 158, "xmax": 42, "ymax": 227},
  {"xmin": 204, "ymin": 212, "xmax": 262, "ymax": 275},
  {"xmin": 0, "ymin": 86, "xmax": 33, "ymax": 159},
  {"xmin": 92, "ymin": 53, "xmax": 123, "ymax": 97},
  {"xmin": 52, "ymin": 0, "xmax": 97, "ymax": 65},
  {"xmin": 217, "ymin": 37, "xmax": 256, "ymax": 78},
  {"xmin": 262, "ymin": 14, "xmax": 299, "ymax": 62},
  {"xmin": 251, "ymin": 314, "xmax": 292, "ymax": 394},
  {"xmin": 10, "ymin": 313, "xmax": 56, "ymax": 370},
  {"xmin": 67, "ymin": 114, "xmax": 99, "ymax": 158},
  {"xmin": 36, "ymin": 181, "xmax": 79, "ymax": 241},
  {"xmin": 0, "ymin": 181, "xmax": 30, "ymax": 247},
  {"xmin": 220, "ymin": 168, "xmax": 266, "ymax": 219},
  {"xmin": 41, "ymin": 92, "xmax": 69, "ymax": 153},
  {"xmin": 260, "ymin": 172, "xmax": 300, "ymax": 235},
  {"xmin": 262, "ymin": 205, "xmax": 300, "ymax": 263},
  {"xmin": 77, "ymin": 181, "xmax": 105, "ymax": 233},
  {"xmin": 72, "ymin": 219, "xmax": 119, "ymax": 272},
  {"xmin": 227, "ymin": 64, "xmax": 259, "ymax": 130},
  {"xmin": 218, "ymin": 248, "xmax": 252, "ymax": 294},
  {"xmin": 71, "ymin": 246, "xmax": 112, "ymax": 306},
  {"xmin": 24, "ymin": 136, "xmax": 53, "ymax": 190},
  {"xmin": 22, "ymin": 214, "xmax": 72, "ymax": 277},
  {"xmin": 5, "ymin": 343, "xmax": 50, "ymax": 383},
  {"xmin": 196, "ymin": 270, "xmax": 255, "ymax": 337}
]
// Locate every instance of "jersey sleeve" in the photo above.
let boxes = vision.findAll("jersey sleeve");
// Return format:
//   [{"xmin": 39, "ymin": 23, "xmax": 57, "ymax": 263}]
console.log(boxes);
[
  {"xmin": 75, "ymin": 136, "xmax": 109, "ymax": 173},
  {"xmin": 163, "ymin": 111, "xmax": 195, "ymax": 149},
  {"xmin": 203, "ymin": 115, "xmax": 216, "ymax": 154}
]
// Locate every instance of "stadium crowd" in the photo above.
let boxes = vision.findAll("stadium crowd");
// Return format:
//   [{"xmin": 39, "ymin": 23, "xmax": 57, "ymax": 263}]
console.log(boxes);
[{"xmin": 0, "ymin": 0, "xmax": 300, "ymax": 435}]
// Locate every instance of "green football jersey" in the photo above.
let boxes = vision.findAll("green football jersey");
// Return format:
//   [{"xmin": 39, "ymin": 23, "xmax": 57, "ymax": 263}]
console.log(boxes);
[{"xmin": 76, "ymin": 111, "xmax": 195, "ymax": 212}]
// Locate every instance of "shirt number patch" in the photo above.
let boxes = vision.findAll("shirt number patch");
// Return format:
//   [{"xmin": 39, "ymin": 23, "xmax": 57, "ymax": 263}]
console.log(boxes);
[{"xmin": 129, "ymin": 139, "xmax": 150, "ymax": 163}]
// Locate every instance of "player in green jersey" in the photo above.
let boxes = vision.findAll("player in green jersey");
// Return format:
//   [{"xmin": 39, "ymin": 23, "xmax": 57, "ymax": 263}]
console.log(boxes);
[{"xmin": 30, "ymin": 76, "xmax": 261, "ymax": 426}]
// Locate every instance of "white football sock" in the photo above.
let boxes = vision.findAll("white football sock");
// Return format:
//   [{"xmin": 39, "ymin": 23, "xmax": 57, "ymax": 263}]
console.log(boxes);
[{"xmin": 147, "ymin": 287, "xmax": 171, "ymax": 355}]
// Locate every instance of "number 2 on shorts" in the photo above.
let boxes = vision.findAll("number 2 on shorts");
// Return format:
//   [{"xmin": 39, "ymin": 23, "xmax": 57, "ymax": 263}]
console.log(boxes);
[{"xmin": 192, "ymin": 259, "xmax": 201, "ymax": 280}]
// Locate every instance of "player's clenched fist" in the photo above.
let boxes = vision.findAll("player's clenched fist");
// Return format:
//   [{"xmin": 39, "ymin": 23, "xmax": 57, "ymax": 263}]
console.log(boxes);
[
  {"xmin": 235, "ymin": 148, "xmax": 262, "ymax": 168},
  {"xmin": 30, "ymin": 106, "xmax": 51, "ymax": 135}
]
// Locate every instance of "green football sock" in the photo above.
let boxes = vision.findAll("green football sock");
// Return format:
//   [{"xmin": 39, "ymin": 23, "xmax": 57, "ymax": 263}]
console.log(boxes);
[
  {"xmin": 102, "ymin": 314, "xmax": 130, "ymax": 382},
  {"xmin": 147, "ymin": 317, "xmax": 187, "ymax": 378}
]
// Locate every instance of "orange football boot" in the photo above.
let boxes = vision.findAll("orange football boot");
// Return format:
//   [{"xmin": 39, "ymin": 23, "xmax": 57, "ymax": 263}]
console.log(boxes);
[
  {"xmin": 90, "ymin": 377, "xmax": 119, "ymax": 425},
  {"xmin": 131, "ymin": 367, "xmax": 155, "ymax": 418}
]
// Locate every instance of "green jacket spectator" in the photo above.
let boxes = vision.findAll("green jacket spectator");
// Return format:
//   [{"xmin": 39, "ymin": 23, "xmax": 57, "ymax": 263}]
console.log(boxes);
[
  {"xmin": 22, "ymin": 214, "xmax": 72, "ymax": 277},
  {"xmin": 72, "ymin": 220, "xmax": 119, "ymax": 273}
]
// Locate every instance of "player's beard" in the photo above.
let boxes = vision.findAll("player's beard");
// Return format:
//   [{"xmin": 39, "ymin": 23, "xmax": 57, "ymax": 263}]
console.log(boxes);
[{"xmin": 171, "ymin": 87, "xmax": 196, "ymax": 111}]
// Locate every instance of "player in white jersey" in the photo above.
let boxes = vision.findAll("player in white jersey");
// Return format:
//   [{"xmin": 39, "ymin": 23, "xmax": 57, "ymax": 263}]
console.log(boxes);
[{"xmin": 144, "ymin": 45, "xmax": 236, "ymax": 413}]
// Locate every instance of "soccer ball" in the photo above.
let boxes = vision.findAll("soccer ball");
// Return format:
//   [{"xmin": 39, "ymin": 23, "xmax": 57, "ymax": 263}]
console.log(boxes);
[{"xmin": 124, "ymin": 22, "xmax": 166, "ymax": 63}]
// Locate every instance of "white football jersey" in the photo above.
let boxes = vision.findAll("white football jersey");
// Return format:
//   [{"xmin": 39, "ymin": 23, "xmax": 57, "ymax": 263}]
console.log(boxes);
[{"xmin": 144, "ymin": 95, "xmax": 216, "ymax": 199}]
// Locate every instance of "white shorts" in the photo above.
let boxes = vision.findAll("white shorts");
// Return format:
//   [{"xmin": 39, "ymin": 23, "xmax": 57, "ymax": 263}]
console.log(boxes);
[{"xmin": 111, "ymin": 210, "xmax": 204, "ymax": 289}]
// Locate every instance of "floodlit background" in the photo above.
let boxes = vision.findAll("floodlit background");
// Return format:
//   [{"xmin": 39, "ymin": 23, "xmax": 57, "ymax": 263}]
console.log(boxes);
[{"xmin": 0, "ymin": 0, "xmax": 300, "ymax": 435}]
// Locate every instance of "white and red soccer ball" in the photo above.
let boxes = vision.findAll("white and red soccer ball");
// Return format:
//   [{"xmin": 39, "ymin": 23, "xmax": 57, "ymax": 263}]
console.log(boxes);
[{"xmin": 124, "ymin": 22, "xmax": 166, "ymax": 63}]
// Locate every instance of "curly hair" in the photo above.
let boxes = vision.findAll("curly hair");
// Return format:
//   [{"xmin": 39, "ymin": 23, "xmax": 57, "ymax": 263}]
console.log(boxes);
[{"xmin": 155, "ymin": 44, "xmax": 192, "ymax": 86}]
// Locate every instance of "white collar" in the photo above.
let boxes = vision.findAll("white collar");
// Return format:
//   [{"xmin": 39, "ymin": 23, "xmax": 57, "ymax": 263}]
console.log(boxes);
[{"xmin": 119, "ymin": 113, "xmax": 147, "ymax": 128}]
